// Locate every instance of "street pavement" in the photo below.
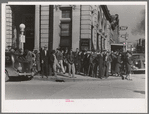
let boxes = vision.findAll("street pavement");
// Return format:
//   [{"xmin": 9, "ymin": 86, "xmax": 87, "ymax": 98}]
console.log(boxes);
[{"xmin": 5, "ymin": 73, "xmax": 146, "ymax": 99}]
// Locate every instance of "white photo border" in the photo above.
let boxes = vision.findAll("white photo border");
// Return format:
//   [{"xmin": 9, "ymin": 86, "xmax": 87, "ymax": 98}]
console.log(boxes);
[{"xmin": 1, "ymin": 1, "xmax": 148, "ymax": 113}]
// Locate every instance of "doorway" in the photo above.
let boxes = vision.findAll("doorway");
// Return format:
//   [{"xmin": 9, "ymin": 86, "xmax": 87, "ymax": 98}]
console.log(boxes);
[
  {"xmin": 11, "ymin": 5, "xmax": 35, "ymax": 51},
  {"xmin": 23, "ymin": 14, "xmax": 35, "ymax": 51}
]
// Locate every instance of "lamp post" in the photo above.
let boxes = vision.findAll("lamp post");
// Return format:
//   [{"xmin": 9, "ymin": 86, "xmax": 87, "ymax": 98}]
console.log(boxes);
[{"xmin": 19, "ymin": 23, "xmax": 25, "ymax": 53}]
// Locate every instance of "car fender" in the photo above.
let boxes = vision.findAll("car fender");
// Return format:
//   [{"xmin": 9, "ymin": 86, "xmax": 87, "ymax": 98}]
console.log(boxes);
[{"xmin": 5, "ymin": 67, "xmax": 18, "ymax": 76}]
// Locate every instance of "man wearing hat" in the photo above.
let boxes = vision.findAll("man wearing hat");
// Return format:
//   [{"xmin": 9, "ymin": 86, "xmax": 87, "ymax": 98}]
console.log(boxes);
[
  {"xmin": 67, "ymin": 49, "xmax": 76, "ymax": 78},
  {"xmin": 41, "ymin": 45, "xmax": 49, "ymax": 78},
  {"xmin": 49, "ymin": 50, "xmax": 61, "ymax": 78},
  {"xmin": 103, "ymin": 51, "xmax": 112, "ymax": 78},
  {"xmin": 88, "ymin": 50, "xmax": 97, "ymax": 77}
]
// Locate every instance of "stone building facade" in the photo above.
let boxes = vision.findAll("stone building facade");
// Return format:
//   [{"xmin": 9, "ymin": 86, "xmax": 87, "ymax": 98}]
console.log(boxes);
[{"xmin": 5, "ymin": 5, "xmax": 119, "ymax": 52}]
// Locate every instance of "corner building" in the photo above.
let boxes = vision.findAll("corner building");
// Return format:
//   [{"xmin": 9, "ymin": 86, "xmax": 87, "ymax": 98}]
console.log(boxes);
[{"xmin": 5, "ymin": 5, "xmax": 119, "ymax": 52}]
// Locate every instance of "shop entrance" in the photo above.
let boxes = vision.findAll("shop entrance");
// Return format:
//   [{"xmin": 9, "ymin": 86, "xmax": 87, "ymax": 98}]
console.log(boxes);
[
  {"xmin": 11, "ymin": 5, "xmax": 35, "ymax": 51},
  {"xmin": 23, "ymin": 14, "xmax": 35, "ymax": 51}
]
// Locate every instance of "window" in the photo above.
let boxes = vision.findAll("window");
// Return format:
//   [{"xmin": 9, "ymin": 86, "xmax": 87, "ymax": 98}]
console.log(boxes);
[
  {"xmin": 61, "ymin": 23, "xmax": 70, "ymax": 36},
  {"xmin": 62, "ymin": 10, "xmax": 71, "ymax": 18},
  {"xmin": 60, "ymin": 8, "xmax": 72, "ymax": 48}
]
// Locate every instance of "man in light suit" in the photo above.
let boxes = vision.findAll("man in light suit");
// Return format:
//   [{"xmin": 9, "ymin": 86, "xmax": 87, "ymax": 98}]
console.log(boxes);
[
  {"xmin": 41, "ymin": 45, "xmax": 49, "ymax": 78},
  {"xmin": 49, "ymin": 50, "xmax": 61, "ymax": 78}
]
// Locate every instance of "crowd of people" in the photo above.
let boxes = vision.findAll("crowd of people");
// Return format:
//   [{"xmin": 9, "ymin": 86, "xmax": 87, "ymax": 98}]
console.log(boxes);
[{"xmin": 6, "ymin": 45, "xmax": 133, "ymax": 81}]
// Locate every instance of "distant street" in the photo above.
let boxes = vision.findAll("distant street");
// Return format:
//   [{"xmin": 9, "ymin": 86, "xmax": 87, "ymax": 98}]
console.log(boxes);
[{"xmin": 5, "ymin": 74, "xmax": 145, "ymax": 99}]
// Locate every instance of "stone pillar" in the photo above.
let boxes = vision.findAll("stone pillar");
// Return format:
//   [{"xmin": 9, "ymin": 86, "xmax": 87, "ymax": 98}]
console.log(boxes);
[
  {"xmin": 6, "ymin": 5, "xmax": 13, "ymax": 48},
  {"xmin": 34, "ymin": 5, "xmax": 40, "ymax": 50}
]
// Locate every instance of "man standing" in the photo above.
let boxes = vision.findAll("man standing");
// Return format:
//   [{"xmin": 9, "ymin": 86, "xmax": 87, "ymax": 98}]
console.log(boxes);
[
  {"xmin": 89, "ymin": 50, "xmax": 97, "ymax": 77},
  {"xmin": 74, "ymin": 48, "xmax": 81, "ymax": 74},
  {"xmin": 63, "ymin": 48, "xmax": 69, "ymax": 73},
  {"xmin": 41, "ymin": 45, "xmax": 49, "ymax": 78},
  {"xmin": 88, "ymin": 51, "xmax": 93, "ymax": 76},
  {"xmin": 97, "ymin": 52, "xmax": 104, "ymax": 79},
  {"xmin": 92, "ymin": 50, "xmax": 98, "ymax": 77},
  {"xmin": 82, "ymin": 50, "xmax": 87, "ymax": 75},
  {"xmin": 106, "ymin": 51, "xmax": 112, "ymax": 77},
  {"xmin": 25, "ymin": 49, "xmax": 35, "ymax": 71},
  {"xmin": 80, "ymin": 50, "xmax": 85, "ymax": 74},
  {"xmin": 40, "ymin": 47, "xmax": 44, "ymax": 74},
  {"xmin": 34, "ymin": 49, "xmax": 41, "ymax": 74},
  {"xmin": 67, "ymin": 49, "xmax": 76, "ymax": 78},
  {"xmin": 111, "ymin": 51, "xmax": 117, "ymax": 75},
  {"xmin": 121, "ymin": 51, "xmax": 127, "ymax": 75},
  {"xmin": 83, "ymin": 52, "xmax": 90, "ymax": 76},
  {"xmin": 103, "ymin": 51, "xmax": 112, "ymax": 78},
  {"xmin": 49, "ymin": 50, "xmax": 61, "ymax": 78}
]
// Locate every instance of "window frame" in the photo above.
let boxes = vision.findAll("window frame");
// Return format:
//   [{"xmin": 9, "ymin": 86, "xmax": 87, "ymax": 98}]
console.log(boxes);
[
  {"xmin": 62, "ymin": 10, "xmax": 71, "ymax": 18},
  {"xmin": 60, "ymin": 23, "xmax": 71, "ymax": 36},
  {"xmin": 60, "ymin": 8, "xmax": 72, "ymax": 48}
]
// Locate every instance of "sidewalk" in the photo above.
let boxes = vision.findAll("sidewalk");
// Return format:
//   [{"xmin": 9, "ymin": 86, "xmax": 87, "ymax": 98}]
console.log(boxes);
[{"xmin": 32, "ymin": 73, "xmax": 123, "ymax": 82}]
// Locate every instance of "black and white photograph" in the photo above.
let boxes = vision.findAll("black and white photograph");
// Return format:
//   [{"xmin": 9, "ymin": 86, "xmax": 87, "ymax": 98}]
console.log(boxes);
[{"xmin": 1, "ymin": 1, "xmax": 147, "ymax": 113}]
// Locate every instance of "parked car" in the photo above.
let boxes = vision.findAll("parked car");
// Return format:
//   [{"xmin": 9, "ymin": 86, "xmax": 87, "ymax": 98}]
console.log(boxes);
[
  {"xmin": 131, "ymin": 53, "xmax": 145, "ymax": 73},
  {"xmin": 5, "ymin": 51, "xmax": 34, "ymax": 82}
]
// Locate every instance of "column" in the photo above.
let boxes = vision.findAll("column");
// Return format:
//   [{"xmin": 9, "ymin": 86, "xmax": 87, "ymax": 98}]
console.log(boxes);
[
  {"xmin": 6, "ymin": 5, "xmax": 12, "ymax": 48},
  {"xmin": 34, "ymin": 5, "xmax": 40, "ymax": 50}
]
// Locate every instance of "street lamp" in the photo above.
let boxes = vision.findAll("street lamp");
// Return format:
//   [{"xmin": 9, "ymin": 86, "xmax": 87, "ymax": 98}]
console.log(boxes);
[
  {"xmin": 19, "ymin": 23, "xmax": 25, "ymax": 33},
  {"xmin": 19, "ymin": 23, "xmax": 25, "ymax": 53}
]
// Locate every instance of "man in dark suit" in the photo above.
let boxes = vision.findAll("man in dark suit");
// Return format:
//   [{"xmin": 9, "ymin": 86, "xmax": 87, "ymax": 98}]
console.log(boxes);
[
  {"xmin": 83, "ymin": 52, "xmax": 90, "ymax": 76},
  {"xmin": 111, "ymin": 51, "xmax": 117, "ymax": 75},
  {"xmin": 97, "ymin": 52, "xmax": 104, "ymax": 79},
  {"xmin": 103, "ymin": 51, "xmax": 112, "ymax": 78},
  {"xmin": 88, "ymin": 50, "xmax": 97, "ymax": 77},
  {"xmin": 74, "ymin": 48, "xmax": 81, "ymax": 74},
  {"xmin": 92, "ymin": 50, "xmax": 98, "ymax": 77},
  {"xmin": 121, "ymin": 51, "xmax": 127, "ymax": 75},
  {"xmin": 80, "ymin": 50, "xmax": 86, "ymax": 74},
  {"xmin": 41, "ymin": 45, "xmax": 49, "ymax": 78}
]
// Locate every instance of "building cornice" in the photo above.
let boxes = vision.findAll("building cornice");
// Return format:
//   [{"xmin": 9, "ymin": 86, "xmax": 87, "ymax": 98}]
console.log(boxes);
[{"xmin": 100, "ymin": 5, "xmax": 111, "ymax": 22}]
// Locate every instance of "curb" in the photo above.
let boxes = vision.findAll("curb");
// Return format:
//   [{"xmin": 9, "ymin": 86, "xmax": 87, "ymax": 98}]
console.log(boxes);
[{"xmin": 32, "ymin": 74, "xmax": 123, "ymax": 82}]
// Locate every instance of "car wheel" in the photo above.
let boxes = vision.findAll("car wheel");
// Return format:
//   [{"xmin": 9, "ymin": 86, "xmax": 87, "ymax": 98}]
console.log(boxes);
[
  {"xmin": 5, "ymin": 70, "xmax": 9, "ymax": 82},
  {"xmin": 28, "ymin": 75, "xmax": 33, "ymax": 80}
]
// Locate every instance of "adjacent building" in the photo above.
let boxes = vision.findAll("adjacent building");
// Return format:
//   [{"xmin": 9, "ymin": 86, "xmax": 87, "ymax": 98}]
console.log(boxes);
[
  {"xmin": 5, "ymin": 5, "xmax": 119, "ymax": 52},
  {"xmin": 136, "ymin": 38, "xmax": 145, "ymax": 53}
]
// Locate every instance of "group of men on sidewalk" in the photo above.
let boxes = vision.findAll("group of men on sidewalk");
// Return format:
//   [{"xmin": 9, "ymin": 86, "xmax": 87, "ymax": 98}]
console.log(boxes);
[
  {"xmin": 40, "ymin": 46, "xmax": 132, "ymax": 80},
  {"xmin": 6, "ymin": 45, "xmax": 133, "ymax": 80}
]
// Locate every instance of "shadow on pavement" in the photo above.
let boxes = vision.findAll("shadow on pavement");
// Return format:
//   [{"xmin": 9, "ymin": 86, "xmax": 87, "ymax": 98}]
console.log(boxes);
[
  {"xmin": 7, "ymin": 76, "xmax": 33, "ymax": 82},
  {"xmin": 133, "ymin": 71, "xmax": 145, "ymax": 74},
  {"xmin": 133, "ymin": 90, "xmax": 145, "ymax": 94},
  {"xmin": 55, "ymin": 79, "xmax": 65, "ymax": 82}
]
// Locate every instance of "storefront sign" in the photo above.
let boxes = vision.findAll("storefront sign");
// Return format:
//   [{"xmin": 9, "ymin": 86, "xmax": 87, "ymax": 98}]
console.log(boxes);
[
  {"xmin": 119, "ymin": 26, "xmax": 128, "ymax": 30},
  {"xmin": 121, "ymin": 34, "xmax": 128, "ymax": 40},
  {"xmin": 121, "ymin": 34, "xmax": 126, "ymax": 38}
]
